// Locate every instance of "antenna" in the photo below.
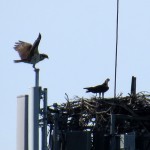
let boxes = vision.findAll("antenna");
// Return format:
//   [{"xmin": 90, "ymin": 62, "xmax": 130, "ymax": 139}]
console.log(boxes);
[{"xmin": 114, "ymin": 0, "xmax": 119, "ymax": 98}]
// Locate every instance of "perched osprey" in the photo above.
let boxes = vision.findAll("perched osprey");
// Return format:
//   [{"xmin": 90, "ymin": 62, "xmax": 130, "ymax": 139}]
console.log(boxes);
[
  {"xmin": 14, "ymin": 33, "xmax": 48, "ymax": 68},
  {"xmin": 84, "ymin": 78, "xmax": 110, "ymax": 98}
]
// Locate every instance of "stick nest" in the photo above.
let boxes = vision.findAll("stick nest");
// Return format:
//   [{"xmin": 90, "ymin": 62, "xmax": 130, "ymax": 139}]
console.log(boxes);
[{"xmin": 47, "ymin": 92, "xmax": 150, "ymax": 134}]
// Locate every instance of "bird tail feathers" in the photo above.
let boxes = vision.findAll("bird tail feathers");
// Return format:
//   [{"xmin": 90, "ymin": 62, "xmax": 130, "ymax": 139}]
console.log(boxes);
[
  {"xmin": 83, "ymin": 88, "xmax": 90, "ymax": 93},
  {"xmin": 14, "ymin": 60, "xmax": 24, "ymax": 63}
]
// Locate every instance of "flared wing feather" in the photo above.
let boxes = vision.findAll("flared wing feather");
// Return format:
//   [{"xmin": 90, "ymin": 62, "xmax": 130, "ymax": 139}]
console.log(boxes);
[{"xmin": 14, "ymin": 41, "xmax": 32, "ymax": 60}]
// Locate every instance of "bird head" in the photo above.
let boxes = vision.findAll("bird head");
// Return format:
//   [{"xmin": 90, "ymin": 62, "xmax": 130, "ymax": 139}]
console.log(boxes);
[
  {"xmin": 40, "ymin": 54, "xmax": 49, "ymax": 61},
  {"xmin": 105, "ymin": 78, "xmax": 110, "ymax": 83}
]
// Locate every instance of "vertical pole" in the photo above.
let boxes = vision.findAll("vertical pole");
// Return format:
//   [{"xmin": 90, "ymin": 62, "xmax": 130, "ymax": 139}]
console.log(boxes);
[
  {"xmin": 35, "ymin": 68, "xmax": 40, "ymax": 87},
  {"xmin": 110, "ymin": 114, "xmax": 115, "ymax": 135},
  {"xmin": 114, "ymin": 0, "xmax": 119, "ymax": 98},
  {"xmin": 28, "ymin": 87, "xmax": 41, "ymax": 150},
  {"xmin": 131, "ymin": 76, "xmax": 136, "ymax": 95},
  {"xmin": 110, "ymin": 114, "xmax": 116, "ymax": 150},
  {"xmin": 53, "ymin": 103, "xmax": 59, "ymax": 150},
  {"xmin": 42, "ymin": 88, "xmax": 48, "ymax": 150},
  {"xmin": 28, "ymin": 69, "xmax": 41, "ymax": 150}
]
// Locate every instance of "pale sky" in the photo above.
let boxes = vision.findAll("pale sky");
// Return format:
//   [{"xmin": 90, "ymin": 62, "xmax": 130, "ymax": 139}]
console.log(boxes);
[{"xmin": 1, "ymin": 0, "xmax": 150, "ymax": 149}]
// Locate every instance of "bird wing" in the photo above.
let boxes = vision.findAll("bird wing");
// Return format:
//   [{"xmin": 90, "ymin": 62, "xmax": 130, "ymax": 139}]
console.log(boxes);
[
  {"xmin": 29, "ymin": 33, "xmax": 41, "ymax": 57},
  {"xmin": 14, "ymin": 41, "xmax": 32, "ymax": 59},
  {"xmin": 84, "ymin": 84, "xmax": 104, "ymax": 93},
  {"xmin": 95, "ymin": 82, "xmax": 108, "ymax": 93},
  {"xmin": 92, "ymin": 85, "xmax": 102, "ymax": 92}
]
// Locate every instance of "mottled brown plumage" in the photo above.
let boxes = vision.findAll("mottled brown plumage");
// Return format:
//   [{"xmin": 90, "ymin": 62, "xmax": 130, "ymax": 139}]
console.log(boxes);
[
  {"xmin": 84, "ymin": 78, "xmax": 110, "ymax": 98},
  {"xmin": 14, "ymin": 33, "xmax": 48, "ymax": 68}
]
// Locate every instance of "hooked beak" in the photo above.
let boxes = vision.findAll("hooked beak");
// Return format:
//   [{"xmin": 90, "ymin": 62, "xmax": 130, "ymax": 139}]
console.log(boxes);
[{"xmin": 45, "ymin": 55, "xmax": 49, "ymax": 59}]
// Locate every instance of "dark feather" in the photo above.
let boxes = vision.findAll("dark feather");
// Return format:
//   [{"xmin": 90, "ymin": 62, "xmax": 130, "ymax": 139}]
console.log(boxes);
[{"xmin": 29, "ymin": 33, "xmax": 41, "ymax": 58}]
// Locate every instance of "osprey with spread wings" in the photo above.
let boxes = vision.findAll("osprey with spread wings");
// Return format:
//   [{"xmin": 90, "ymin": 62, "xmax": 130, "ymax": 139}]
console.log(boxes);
[{"xmin": 14, "ymin": 33, "xmax": 48, "ymax": 68}]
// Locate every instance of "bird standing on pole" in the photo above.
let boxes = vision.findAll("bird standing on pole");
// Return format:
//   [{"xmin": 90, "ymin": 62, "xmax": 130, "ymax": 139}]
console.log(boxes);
[
  {"xmin": 14, "ymin": 33, "xmax": 48, "ymax": 69},
  {"xmin": 83, "ymin": 78, "xmax": 110, "ymax": 98}
]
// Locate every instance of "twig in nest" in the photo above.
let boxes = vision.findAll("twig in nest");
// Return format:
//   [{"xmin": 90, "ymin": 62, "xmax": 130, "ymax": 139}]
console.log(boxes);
[{"xmin": 65, "ymin": 93, "xmax": 69, "ymax": 102}]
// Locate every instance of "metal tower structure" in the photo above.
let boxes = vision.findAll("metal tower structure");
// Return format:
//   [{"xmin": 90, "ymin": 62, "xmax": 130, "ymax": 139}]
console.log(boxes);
[{"xmin": 17, "ymin": 68, "xmax": 48, "ymax": 150}]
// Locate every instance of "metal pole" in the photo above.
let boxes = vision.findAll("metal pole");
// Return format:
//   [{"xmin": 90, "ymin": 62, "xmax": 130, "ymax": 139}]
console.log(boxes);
[
  {"xmin": 28, "ymin": 87, "xmax": 41, "ymax": 150},
  {"xmin": 110, "ymin": 114, "xmax": 115, "ymax": 135},
  {"xmin": 42, "ymin": 88, "xmax": 48, "ymax": 150},
  {"xmin": 131, "ymin": 76, "xmax": 136, "ymax": 95},
  {"xmin": 53, "ymin": 103, "xmax": 59, "ymax": 150},
  {"xmin": 110, "ymin": 114, "xmax": 116, "ymax": 150},
  {"xmin": 34, "ymin": 68, "xmax": 40, "ymax": 87},
  {"xmin": 114, "ymin": 0, "xmax": 119, "ymax": 98}
]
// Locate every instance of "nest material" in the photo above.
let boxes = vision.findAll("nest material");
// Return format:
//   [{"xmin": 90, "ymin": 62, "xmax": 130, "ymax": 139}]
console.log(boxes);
[{"xmin": 47, "ymin": 92, "xmax": 150, "ymax": 134}]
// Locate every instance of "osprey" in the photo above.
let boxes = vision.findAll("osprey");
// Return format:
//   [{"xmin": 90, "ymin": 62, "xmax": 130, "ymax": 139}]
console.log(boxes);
[
  {"xmin": 14, "ymin": 33, "xmax": 48, "ymax": 68},
  {"xmin": 84, "ymin": 78, "xmax": 110, "ymax": 98}
]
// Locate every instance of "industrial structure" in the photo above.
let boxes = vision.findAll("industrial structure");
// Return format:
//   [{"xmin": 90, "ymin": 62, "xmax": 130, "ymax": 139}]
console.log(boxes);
[
  {"xmin": 17, "ymin": 69, "xmax": 47, "ymax": 150},
  {"xmin": 16, "ymin": 70, "xmax": 150, "ymax": 150}
]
